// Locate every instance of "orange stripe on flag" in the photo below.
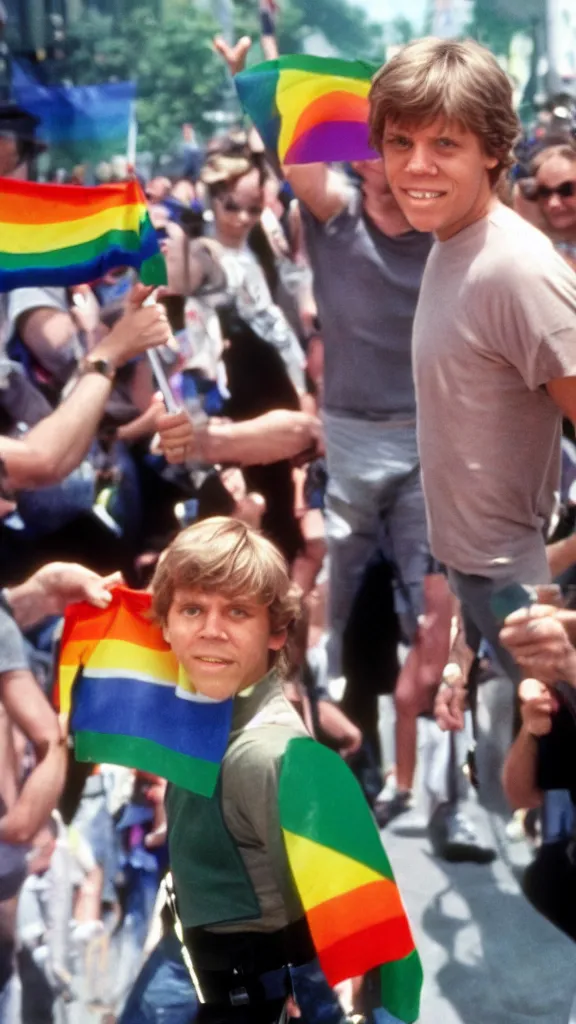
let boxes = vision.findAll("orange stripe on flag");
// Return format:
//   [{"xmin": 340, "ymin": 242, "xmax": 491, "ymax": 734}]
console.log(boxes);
[
  {"xmin": 306, "ymin": 878, "xmax": 406, "ymax": 951},
  {"xmin": 0, "ymin": 178, "xmax": 145, "ymax": 225},
  {"xmin": 292, "ymin": 90, "xmax": 368, "ymax": 146}
]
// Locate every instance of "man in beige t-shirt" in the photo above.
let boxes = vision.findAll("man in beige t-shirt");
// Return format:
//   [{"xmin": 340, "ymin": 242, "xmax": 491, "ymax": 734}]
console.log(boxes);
[{"xmin": 369, "ymin": 38, "xmax": 576, "ymax": 684}]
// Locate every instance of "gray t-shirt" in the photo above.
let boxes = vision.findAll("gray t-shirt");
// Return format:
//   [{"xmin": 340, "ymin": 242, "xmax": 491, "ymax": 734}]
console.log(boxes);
[
  {"xmin": 302, "ymin": 188, "xmax": 432, "ymax": 419},
  {"xmin": 414, "ymin": 203, "xmax": 576, "ymax": 580},
  {"xmin": 8, "ymin": 287, "xmax": 82, "ymax": 384}
]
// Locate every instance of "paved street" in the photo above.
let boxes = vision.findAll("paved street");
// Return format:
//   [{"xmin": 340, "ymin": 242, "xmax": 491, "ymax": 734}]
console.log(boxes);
[{"xmin": 383, "ymin": 676, "xmax": 576, "ymax": 1024}]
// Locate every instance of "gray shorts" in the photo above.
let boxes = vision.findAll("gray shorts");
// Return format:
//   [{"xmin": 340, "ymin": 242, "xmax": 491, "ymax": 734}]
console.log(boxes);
[{"xmin": 324, "ymin": 413, "xmax": 431, "ymax": 678}]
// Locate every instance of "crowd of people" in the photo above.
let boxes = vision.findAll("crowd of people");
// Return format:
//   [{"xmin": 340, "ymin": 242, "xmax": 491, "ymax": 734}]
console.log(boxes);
[{"xmin": 0, "ymin": 15, "xmax": 576, "ymax": 1024}]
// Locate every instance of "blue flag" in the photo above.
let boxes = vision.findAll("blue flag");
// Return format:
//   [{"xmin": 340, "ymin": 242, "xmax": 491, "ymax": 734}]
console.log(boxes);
[{"xmin": 12, "ymin": 62, "xmax": 136, "ymax": 164}]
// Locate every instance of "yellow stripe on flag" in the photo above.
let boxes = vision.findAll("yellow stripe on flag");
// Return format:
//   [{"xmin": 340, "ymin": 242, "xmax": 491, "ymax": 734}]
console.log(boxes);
[{"xmin": 282, "ymin": 828, "xmax": 385, "ymax": 911}]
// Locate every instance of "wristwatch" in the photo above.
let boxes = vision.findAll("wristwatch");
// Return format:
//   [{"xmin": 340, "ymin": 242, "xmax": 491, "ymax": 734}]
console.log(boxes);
[{"xmin": 77, "ymin": 356, "xmax": 116, "ymax": 382}]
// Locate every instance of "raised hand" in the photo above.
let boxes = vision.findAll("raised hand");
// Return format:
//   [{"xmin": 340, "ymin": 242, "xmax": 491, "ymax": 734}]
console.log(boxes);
[{"xmin": 213, "ymin": 35, "xmax": 252, "ymax": 76}]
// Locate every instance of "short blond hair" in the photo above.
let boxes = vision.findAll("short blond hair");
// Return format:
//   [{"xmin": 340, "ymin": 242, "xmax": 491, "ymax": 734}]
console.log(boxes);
[
  {"xmin": 369, "ymin": 37, "xmax": 520, "ymax": 186},
  {"xmin": 151, "ymin": 517, "xmax": 301, "ymax": 643}
]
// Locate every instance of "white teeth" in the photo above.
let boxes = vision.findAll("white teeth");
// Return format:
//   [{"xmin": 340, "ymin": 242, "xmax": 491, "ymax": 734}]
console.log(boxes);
[{"xmin": 406, "ymin": 190, "xmax": 442, "ymax": 199}]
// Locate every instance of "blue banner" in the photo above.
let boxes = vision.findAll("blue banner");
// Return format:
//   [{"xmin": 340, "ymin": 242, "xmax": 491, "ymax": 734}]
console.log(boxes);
[{"xmin": 12, "ymin": 62, "xmax": 136, "ymax": 163}]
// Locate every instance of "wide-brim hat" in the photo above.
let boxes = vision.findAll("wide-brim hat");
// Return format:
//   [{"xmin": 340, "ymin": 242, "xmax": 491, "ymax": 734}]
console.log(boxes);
[{"xmin": 0, "ymin": 102, "xmax": 47, "ymax": 157}]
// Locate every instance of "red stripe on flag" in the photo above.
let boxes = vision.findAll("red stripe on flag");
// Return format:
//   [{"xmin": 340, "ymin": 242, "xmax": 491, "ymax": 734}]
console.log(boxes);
[{"xmin": 318, "ymin": 915, "xmax": 416, "ymax": 987}]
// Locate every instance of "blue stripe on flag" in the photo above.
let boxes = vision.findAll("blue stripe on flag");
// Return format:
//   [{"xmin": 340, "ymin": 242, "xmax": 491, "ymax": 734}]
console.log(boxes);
[{"xmin": 70, "ymin": 672, "xmax": 233, "ymax": 764}]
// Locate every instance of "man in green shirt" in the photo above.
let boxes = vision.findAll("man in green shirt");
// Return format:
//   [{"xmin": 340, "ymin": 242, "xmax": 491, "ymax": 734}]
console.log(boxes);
[
  {"xmin": 151, "ymin": 517, "xmax": 421, "ymax": 1024},
  {"xmin": 152, "ymin": 517, "xmax": 344, "ymax": 1024}
]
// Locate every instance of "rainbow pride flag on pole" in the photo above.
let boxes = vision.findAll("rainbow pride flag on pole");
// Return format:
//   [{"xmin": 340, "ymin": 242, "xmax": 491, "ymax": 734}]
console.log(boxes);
[
  {"xmin": 58, "ymin": 587, "xmax": 232, "ymax": 798},
  {"xmin": 0, "ymin": 178, "xmax": 166, "ymax": 291},
  {"xmin": 234, "ymin": 54, "xmax": 380, "ymax": 165},
  {"xmin": 279, "ymin": 738, "xmax": 423, "ymax": 1023}
]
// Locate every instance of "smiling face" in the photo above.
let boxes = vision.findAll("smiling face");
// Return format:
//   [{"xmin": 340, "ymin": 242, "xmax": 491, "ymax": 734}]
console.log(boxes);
[
  {"xmin": 163, "ymin": 587, "xmax": 286, "ymax": 701},
  {"xmin": 381, "ymin": 117, "xmax": 499, "ymax": 240},
  {"xmin": 535, "ymin": 154, "xmax": 576, "ymax": 235},
  {"xmin": 213, "ymin": 168, "xmax": 264, "ymax": 249}
]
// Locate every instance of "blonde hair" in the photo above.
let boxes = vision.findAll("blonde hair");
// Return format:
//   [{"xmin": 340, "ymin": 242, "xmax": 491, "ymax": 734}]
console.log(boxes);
[
  {"xmin": 151, "ymin": 517, "xmax": 301, "ymax": 669},
  {"xmin": 369, "ymin": 37, "xmax": 520, "ymax": 186},
  {"xmin": 200, "ymin": 152, "xmax": 267, "ymax": 198}
]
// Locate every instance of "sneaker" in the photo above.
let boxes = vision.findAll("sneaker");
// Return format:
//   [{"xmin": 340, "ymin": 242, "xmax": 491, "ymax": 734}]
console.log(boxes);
[
  {"xmin": 428, "ymin": 802, "xmax": 496, "ymax": 864},
  {"xmin": 374, "ymin": 785, "xmax": 414, "ymax": 828}
]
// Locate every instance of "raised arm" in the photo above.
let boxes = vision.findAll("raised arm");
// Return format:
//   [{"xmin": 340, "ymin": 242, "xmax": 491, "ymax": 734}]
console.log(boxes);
[
  {"xmin": 213, "ymin": 25, "xmax": 349, "ymax": 224},
  {"xmin": 0, "ymin": 285, "xmax": 171, "ymax": 491}
]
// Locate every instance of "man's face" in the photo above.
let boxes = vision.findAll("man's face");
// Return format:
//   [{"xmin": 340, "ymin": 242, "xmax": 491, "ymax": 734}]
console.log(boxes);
[
  {"xmin": 163, "ymin": 587, "xmax": 286, "ymax": 701},
  {"xmin": 536, "ymin": 155, "xmax": 576, "ymax": 235},
  {"xmin": 381, "ymin": 117, "xmax": 499, "ymax": 240}
]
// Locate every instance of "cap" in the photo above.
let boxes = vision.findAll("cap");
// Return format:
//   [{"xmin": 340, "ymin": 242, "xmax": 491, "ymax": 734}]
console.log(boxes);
[{"xmin": 0, "ymin": 102, "xmax": 47, "ymax": 157}]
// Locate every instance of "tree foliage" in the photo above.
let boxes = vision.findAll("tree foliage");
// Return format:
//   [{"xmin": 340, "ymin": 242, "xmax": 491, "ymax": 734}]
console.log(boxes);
[
  {"xmin": 234, "ymin": 0, "xmax": 384, "ymax": 62},
  {"xmin": 57, "ymin": 0, "xmax": 384, "ymax": 158},
  {"xmin": 467, "ymin": 0, "xmax": 543, "ymax": 58}
]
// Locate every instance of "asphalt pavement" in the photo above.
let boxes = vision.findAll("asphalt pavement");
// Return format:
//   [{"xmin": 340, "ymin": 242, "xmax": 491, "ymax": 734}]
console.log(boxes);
[{"xmin": 382, "ymin": 675, "xmax": 576, "ymax": 1024}]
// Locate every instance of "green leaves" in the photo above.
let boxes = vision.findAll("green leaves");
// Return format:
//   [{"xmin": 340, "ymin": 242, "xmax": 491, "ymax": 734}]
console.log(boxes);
[{"xmin": 62, "ymin": 0, "xmax": 385, "ymax": 159}]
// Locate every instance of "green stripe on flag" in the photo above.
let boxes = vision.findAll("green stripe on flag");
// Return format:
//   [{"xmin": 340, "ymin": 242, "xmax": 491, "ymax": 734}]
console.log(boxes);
[
  {"xmin": 75, "ymin": 730, "xmax": 220, "ymax": 797},
  {"xmin": 0, "ymin": 230, "xmax": 145, "ymax": 270},
  {"xmin": 258, "ymin": 54, "xmax": 379, "ymax": 80},
  {"xmin": 140, "ymin": 250, "xmax": 168, "ymax": 286},
  {"xmin": 380, "ymin": 948, "xmax": 423, "ymax": 1024},
  {"xmin": 280, "ymin": 737, "xmax": 395, "ymax": 879}
]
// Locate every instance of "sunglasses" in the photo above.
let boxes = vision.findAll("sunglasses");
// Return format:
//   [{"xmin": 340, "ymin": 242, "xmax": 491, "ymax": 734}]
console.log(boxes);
[
  {"xmin": 524, "ymin": 180, "xmax": 576, "ymax": 202},
  {"xmin": 220, "ymin": 196, "xmax": 263, "ymax": 217}
]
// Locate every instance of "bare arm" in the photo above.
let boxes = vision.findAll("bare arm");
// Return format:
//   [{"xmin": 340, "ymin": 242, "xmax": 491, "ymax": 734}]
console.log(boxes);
[
  {"xmin": 0, "ymin": 286, "xmax": 170, "ymax": 491},
  {"xmin": 502, "ymin": 727, "xmax": 542, "ymax": 811},
  {"xmin": 116, "ymin": 404, "xmax": 159, "ymax": 443},
  {"xmin": 156, "ymin": 406, "xmax": 322, "ymax": 467},
  {"xmin": 0, "ymin": 372, "xmax": 112, "ymax": 489},
  {"xmin": 0, "ymin": 670, "xmax": 67, "ymax": 844},
  {"xmin": 283, "ymin": 164, "xmax": 350, "ymax": 224},
  {"xmin": 547, "ymin": 530, "xmax": 576, "ymax": 579},
  {"xmin": 4, "ymin": 563, "xmax": 122, "ymax": 632},
  {"xmin": 546, "ymin": 376, "xmax": 576, "ymax": 423}
]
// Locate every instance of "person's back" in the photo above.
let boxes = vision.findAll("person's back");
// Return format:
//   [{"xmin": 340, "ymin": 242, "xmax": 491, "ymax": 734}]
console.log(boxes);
[{"xmin": 414, "ymin": 201, "xmax": 576, "ymax": 580}]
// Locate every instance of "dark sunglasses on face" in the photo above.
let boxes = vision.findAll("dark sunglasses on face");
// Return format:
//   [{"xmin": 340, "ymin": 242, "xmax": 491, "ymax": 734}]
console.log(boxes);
[
  {"xmin": 220, "ymin": 196, "xmax": 263, "ymax": 217},
  {"xmin": 523, "ymin": 179, "xmax": 576, "ymax": 202}
]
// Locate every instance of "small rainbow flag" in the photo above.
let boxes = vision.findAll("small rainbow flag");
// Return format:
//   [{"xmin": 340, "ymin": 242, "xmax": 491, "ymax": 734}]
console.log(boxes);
[
  {"xmin": 58, "ymin": 587, "xmax": 232, "ymax": 798},
  {"xmin": 0, "ymin": 177, "xmax": 166, "ymax": 292},
  {"xmin": 234, "ymin": 54, "xmax": 380, "ymax": 166},
  {"xmin": 279, "ymin": 738, "xmax": 422, "ymax": 1024}
]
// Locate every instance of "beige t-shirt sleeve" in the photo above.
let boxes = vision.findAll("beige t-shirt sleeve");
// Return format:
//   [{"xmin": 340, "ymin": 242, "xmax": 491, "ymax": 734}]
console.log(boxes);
[{"xmin": 486, "ymin": 251, "xmax": 576, "ymax": 391}]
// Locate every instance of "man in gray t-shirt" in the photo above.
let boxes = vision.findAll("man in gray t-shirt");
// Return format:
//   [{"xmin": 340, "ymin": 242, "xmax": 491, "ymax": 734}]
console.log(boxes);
[
  {"xmin": 370, "ymin": 38, "xmax": 576, "ymax": 693},
  {"xmin": 285, "ymin": 160, "xmax": 475, "ymax": 848}
]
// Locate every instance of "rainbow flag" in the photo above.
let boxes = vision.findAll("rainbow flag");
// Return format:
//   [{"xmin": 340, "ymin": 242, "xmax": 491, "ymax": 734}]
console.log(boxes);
[
  {"xmin": 0, "ymin": 178, "xmax": 166, "ymax": 292},
  {"xmin": 58, "ymin": 587, "xmax": 233, "ymax": 798},
  {"xmin": 279, "ymin": 738, "xmax": 422, "ymax": 1023},
  {"xmin": 234, "ymin": 54, "xmax": 380, "ymax": 166}
]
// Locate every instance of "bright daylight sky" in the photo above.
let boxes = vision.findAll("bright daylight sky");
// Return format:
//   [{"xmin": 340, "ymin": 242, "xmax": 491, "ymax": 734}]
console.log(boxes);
[{"xmin": 358, "ymin": 0, "xmax": 427, "ymax": 30}]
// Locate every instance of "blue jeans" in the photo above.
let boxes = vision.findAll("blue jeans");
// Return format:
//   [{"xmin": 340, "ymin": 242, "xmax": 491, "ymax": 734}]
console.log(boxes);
[
  {"xmin": 324, "ymin": 413, "xmax": 430, "ymax": 680},
  {"xmin": 119, "ymin": 933, "xmax": 198, "ymax": 1024}
]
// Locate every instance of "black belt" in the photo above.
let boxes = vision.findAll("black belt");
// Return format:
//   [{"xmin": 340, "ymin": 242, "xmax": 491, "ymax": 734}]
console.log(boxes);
[{"xmin": 184, "ymin": 920, "xmax": 316, "ymax": 1008}]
